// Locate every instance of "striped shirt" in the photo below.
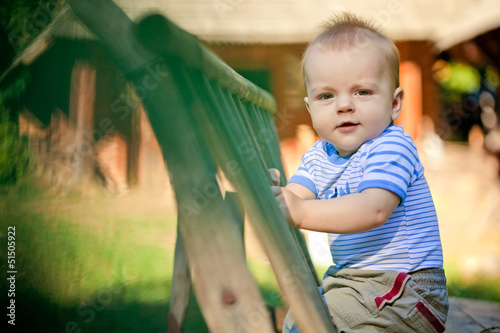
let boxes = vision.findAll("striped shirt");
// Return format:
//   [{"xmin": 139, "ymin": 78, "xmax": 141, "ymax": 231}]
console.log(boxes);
[{"xmin": 289, "ymin": 124, "xmax": 443, "ymax": 272}]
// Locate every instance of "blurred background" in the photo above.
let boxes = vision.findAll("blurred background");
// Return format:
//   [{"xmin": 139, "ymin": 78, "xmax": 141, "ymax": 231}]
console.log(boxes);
[{"xmin": 1, "ymin": 0, "xmax": 499, "ymax": 332}]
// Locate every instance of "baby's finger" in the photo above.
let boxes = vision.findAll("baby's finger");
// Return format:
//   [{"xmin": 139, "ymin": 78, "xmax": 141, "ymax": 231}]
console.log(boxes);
[
  {"xmin": 271, "ymin": 185, "xmax": 282, "ymax": 196},
  {"xmin": 268, "ymin": 168, "xmax": 281, "ymax": 186}
]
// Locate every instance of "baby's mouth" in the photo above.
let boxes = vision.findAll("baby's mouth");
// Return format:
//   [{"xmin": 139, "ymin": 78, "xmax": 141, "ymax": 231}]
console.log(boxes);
[
  {"xmin": 337, "ymin": 121, "xmax": 359, "ymax": 132},
  {"xmin": 338, "ymin": 121, "xmax": 358, "ymax": 128}
]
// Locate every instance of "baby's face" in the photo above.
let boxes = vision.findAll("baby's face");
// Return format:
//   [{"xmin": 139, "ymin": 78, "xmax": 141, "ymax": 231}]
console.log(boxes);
[{"xmin": 303, "ymin": 42, "xmax": 403, "ymax": 157}]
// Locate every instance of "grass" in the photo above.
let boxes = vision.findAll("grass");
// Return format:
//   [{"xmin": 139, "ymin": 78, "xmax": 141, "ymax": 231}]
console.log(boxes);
[
  {"xmin": 0, "ymin": 182, "xmax": 288, "ymax": 332},
  {"xmin": 1, "ymin": 181, "xmax": 499, "ymax": 332},
  {"xmin": 445, "ymin": 262, "xmax": 500, "ymax": 302},
  {"xmin": 1, "ymin": 185, "xmax": 178, "ymax": 332}
]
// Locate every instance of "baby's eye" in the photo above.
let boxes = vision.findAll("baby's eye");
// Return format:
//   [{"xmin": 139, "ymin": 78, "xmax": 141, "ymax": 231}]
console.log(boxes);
[
  {"xmin": 356, "ymin": 90, "xmax": 371, "ymax": 96},
  {"xmin": 319, "ymin": 93, "xmax": 333, "ymax": 100}
]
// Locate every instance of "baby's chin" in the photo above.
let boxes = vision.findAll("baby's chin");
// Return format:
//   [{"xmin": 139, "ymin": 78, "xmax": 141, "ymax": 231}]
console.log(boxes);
[{"xmin": 330, "ymin": 144, "xmax": 360, "ymax": 157}]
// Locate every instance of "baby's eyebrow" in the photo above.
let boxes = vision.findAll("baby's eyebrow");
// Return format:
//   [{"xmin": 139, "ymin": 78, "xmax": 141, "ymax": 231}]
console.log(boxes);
[
  {"xmin": 310, "ymin": 86, "xmax": 335, "ymax": 95},
  {"xmin": 352, "ymin": 82, "xmax": 378, "ymax": 90}
]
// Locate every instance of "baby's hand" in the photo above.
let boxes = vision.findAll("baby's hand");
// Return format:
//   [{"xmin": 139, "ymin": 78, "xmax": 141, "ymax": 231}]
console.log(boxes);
[{"xmin": 267, "ymin": 169, "xmax": 304, "ymax": 228}]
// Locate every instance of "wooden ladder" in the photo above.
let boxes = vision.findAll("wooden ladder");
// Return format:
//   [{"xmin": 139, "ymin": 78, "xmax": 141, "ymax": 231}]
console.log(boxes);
[{"xmin": 69, "ymin": 1, "xmax": 336, "ymax": 332}]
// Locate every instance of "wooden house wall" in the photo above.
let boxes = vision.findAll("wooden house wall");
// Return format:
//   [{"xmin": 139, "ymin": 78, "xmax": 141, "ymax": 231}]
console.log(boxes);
[
  {"xmin": 14, "ymin": 40, "xmax": 169, "ymax": 191},
  {"xmin": 397, "ymin": 41, "xmax": 441, "ymax": 134}
]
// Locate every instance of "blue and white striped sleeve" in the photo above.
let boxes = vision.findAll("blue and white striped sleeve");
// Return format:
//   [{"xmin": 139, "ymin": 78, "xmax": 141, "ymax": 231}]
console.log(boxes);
[
  {"xmin": 358, "ymin": 135, "xmax": 421, "ymax": 203},
  {"xmin": 287, "ymin": 142, "xmax": 321, "ymax": 197}
]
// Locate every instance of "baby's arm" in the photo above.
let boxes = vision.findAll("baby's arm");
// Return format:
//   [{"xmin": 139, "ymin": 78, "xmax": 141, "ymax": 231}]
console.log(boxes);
[{"xmin": 270, "ymin": 170, "xmax": 400, "ymax": 233}]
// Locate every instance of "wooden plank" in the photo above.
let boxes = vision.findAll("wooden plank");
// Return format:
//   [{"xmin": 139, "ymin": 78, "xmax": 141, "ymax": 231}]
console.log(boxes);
[
  {"xmin": 446, "ymin": 297, "xmax": 500, "ymax": 332},
  {"xmin": 167, "ymin": 225, "xmax": 191, "ymax": 333},
  {"xmin": 68, "ymin": 2, "xmax": 276, "ymax": 332},
  {"xmin": 176, "ymin": 173, "xmax": 275, "ymax": 333},
  {"xmin": 68, "ymin": 61, "xmax": 96, "ymax": 185},
  {"xmin": 224, "ymin": 191, "xmax": 245, "ymax": 245},
  {"xmin": 135, "ymin": 105, "xmax": 168, "ymax": 189}
]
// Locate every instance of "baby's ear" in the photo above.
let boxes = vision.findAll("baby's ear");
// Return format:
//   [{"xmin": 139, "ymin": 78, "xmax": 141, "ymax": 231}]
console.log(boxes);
[
  {"xmin": 304, "ymin": 97, "xmax": 311, "ymax": 113},
  {"xmin": 391, "ymin": 87, "xmax": 405, "ymax": 121}
]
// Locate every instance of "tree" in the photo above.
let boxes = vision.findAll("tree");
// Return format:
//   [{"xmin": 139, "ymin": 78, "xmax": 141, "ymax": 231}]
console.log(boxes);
[
  {"xmin": 0, "ymin": 1, "xmax": 64, "ymax": 184},
  {"xmin": 0, "ymin": 0, "xmax": 65, "ymax": 74}
]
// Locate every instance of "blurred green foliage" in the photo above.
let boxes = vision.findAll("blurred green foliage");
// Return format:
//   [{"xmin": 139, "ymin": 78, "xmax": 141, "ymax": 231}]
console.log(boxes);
[
  {"xmin": 1, "ymin": 69, "xmax": 30, "ymax": 102},
  {"xmin": 440, "ymin": 62, "xmax": 480, "ymax": 103},
  {"xmin": 0, "ymin": 0, "xmax": 66, "ymax": 72},
  {"xmin": 434, "ymin": 60, "xmax": 498, "ymax": 105},
  {"xmin": 0, "ymin": 103, "xmax": 31, "ymax": 185}
]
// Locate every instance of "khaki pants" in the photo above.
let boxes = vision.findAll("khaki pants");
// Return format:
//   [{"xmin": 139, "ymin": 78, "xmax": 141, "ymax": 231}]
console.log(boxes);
[{"xmin": 283, "ymin": 267, "xmax": 449, "ymax": 333}]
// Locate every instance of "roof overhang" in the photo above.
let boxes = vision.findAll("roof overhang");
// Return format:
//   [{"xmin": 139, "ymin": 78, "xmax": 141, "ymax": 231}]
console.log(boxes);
[{"xmin": 2, "ymin": 0, "xmax": 500, "ymax": 84}]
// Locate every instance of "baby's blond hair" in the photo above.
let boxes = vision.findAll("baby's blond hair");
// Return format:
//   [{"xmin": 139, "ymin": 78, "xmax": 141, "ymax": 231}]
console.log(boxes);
[{"xmin": 302, "ymin": 12, "xmax": 400, "ymax": 90}]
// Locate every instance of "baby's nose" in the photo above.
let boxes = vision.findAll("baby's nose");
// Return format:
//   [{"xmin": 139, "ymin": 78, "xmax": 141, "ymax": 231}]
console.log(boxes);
[{"xmin": 336, "ymin": 95, "xmax": 354, "ymax": 113}]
